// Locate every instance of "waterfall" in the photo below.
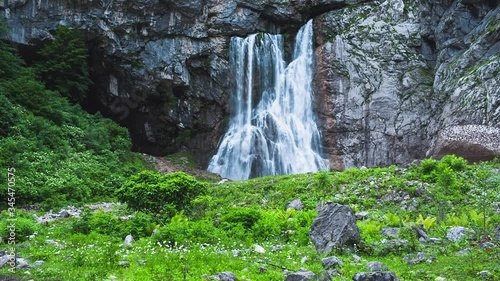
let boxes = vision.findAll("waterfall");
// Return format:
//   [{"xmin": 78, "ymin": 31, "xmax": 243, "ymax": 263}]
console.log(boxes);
[{"xmin": 208, "ymin": 20, "xmax": 328, "ymax": 180}]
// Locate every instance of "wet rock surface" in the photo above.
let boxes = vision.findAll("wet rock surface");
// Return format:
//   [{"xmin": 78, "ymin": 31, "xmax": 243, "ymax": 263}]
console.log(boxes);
[{"xmin": 4, "ymin": 0, "xmax": 499, "ymax": 170}]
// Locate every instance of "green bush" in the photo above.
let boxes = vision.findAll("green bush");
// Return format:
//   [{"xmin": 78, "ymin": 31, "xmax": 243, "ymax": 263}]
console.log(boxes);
[
  {"xmin": 116, "ymin": 171, "xmax": 208, "ymax": 215},
  {"xmin": 221, "ymin": 207, "xmax": 262, "ymax": 230},
  {"xmin": 119, "ymin": 211, "xmax": 155, "ymax": 238},
  {"xmin": 0, "ymin": 211, "xmax": 38, "ymax": 243},
  {"xmin": 154, "ymin": 213, "xmax": 221, "ymax": 245},
  {"xmin": 440, "ymin": 154, "xmax": 468, "ymax": 172}
]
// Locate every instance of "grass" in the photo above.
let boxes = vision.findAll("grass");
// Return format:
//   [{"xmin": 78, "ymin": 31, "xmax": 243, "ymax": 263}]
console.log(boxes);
[{"xmin": 1, "ymin": 157, "xmax": 499, "ymax": 280}]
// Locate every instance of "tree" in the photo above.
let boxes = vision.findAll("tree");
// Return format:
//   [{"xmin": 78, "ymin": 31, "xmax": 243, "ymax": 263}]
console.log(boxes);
[{"xmin": 36, "ymin": 25, "xmax": 91, "ymax": 103}]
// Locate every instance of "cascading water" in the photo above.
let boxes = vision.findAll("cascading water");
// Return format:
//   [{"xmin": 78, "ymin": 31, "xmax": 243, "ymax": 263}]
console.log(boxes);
[{"xmin": 208, "ymin": 20, "xmax": 328, "ymax": 180}]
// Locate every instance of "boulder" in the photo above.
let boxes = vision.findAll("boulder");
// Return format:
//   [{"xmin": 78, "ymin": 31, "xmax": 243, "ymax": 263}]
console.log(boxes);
[
  {"xmin": 403, "ymin": 252, "xmax": 434, "ymax": 265},
  {"xmin": 322, "ymin": 256, "xmax": 344, "ymax": 269},
  {"xmin": 446, "ymin": 227, "xmax": 476, "ymax": 242},
  {"xmin": 310, "ymin": 203, "xmax": 360, "ymax": 254},
  {"xmin": 285, "ymin": 269, "xmax": 317, "ymax": 281},
  {"xmin": 123, "ymin": 234, "xmax": 134, "ymax": 248},
  {"xmin": 381, "ymin": 228, "xmax": 400, "ymax": 238},
  {"xmin": 287, "ymin": 199, "xmax": 304, "ymax": 211},
  {"xmin": 210, "ymin": 272, "xmax": 237, "ymax": 281},
  {"xmin": 352, "ymin": 272, "xmax": 400, "ymax": 281},
  {"xmin": 366, "ymin": 261, "xmax": 388, "ymax": 272}
]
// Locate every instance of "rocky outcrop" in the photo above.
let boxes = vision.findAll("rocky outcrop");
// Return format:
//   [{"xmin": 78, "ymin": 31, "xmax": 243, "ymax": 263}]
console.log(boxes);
[
  {"xmin": 313, "ymin": 0, "xmax": 499, "ymax": 169},
  {"xmin": 429, "ymin": 125, "xmax": 500, "ymax": 161},
  {"xmin": 3, "ymin": 0, "xmax": 499, "ymax": 170}
]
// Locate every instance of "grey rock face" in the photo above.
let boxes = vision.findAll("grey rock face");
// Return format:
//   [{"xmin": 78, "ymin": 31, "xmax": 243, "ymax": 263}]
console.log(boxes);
[
  {"xmin": 310, "ymin": 202, "xmax": 360, "ymax": 254},
  {"xmin": 285, "ymin": 269, "xmax": 317, "ymax": 281},
  {"xmin": 5, "ymin": 0, "xmax": 499, "ymax": 170},
  {"xmin": 314, "ymin": 0, "xmax": 439, "ymax": 170},
  {"xmin": 314, "ymin": 0, "xmax": 499, "ymax": 170},
  {"xmin": 430, "ymin": 125, "xmax": 500, "ymax": 161}
]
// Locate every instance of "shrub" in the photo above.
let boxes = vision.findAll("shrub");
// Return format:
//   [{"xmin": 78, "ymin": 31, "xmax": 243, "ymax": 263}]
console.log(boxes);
[
  {"xmin": 221, "ymin": 207, "xmax": 262, "ymax": 230},
  {"xmin": 0, "ymin": 211, "xmax": 38, "ymax": 243},
  {"xmin": 440, "ymin": 154, "xmax": 468, "ymax": 172},
  {"xmin": 116, "ymin": 171, "xmax": 208, "ymax": 215}
]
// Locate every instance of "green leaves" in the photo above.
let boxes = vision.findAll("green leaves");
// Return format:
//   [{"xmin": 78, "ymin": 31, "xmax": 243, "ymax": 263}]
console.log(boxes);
[
  {"xmin": 116, "ymin": 171, "xmax": 208, "ymax": 215},
  {"xmin": 35, "ymin": 25, "xmax": 90, "ymax": 103}
]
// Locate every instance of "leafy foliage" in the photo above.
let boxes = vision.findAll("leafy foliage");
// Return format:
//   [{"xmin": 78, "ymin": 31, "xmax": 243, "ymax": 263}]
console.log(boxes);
[
  {"xmin": 0, "ymin": 18, "xmax": 148, "ymax": 209},
  {"xmin": 116, "ymin": 171, "xmax": 208, "ymax": 215},
  {"xmin": 35, "ymin": 25, "xmax": 90, "ymax": 103}
]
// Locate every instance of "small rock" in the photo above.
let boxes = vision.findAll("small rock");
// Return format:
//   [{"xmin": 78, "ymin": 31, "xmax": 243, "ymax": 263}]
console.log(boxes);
[
  {"xmin": 137, "ymin": 260, "xmax": 147, "ymax": 265},
  {"xmin": 218, "ymin": 179, "xmax": 230, "ymax": 185},
  {"xmin": 352, "ymin": 254, "xmax": 362, "ymax": 262},
  {"xmin": 381, "ymin": 228, "xmax": 400, "ymax": 238},
  {"xmin": 300, "ymin": 256, "xmax": 308, "ymax": 264},
  {"xmin": 258, "ymin": 265, "xmax": 266, "ymax": 273},
  {"xmin": 411, "ymin": 225, "xmax": 428, "ymax": 241},
  {"xmin": 478, "ymin": 270, "xmax": 491, "ymax": 278},
  {"xmin": 272, "ymin": 245, "xmax": 284, "ymax": 252},
  {"xmin": 45, "ymin": 240, "xmax": 64, "ymax": 249},
  {"xmin": 254, "ymin": 244, "xmax": 266, "ymax": 254},
  {"xmin": 0, "ymin": 255, "xmax": 12, "ymax": 268},
  {"xmin": 456, "ymin": 248, "xmax": 471, "ymax": 256},
  {"xmin": 366, "ymin": 261, "xmax": 388, "ymax": 272},
  {"xmin": 118, "ymin": 261, "xmax": 130, "ymax": 267},
  {"xmin": 403, "ymin": 252, "xmax": 434, "ymax": 265},
  {"xmin": 210, "ymin": 272, "xmax": 237, "ymax": 281},
  {"xmin": 447, "ymin": 226, "xmax": 475, "ymax": 242},
  {"xmin": 321, "ymin": 256, "xmax": 344, "ymax": 269},
  {"xmin": 33, "ymin": 260, "xmax": 44, "ymax": 267},
  {"xmin": 123, "ymin": 234, "xmax": 134, "ymax": 248},
  {"xmin": 287, "ymin": 199, "xmax": 304, "ymax": 211},
  {"xmin": 427, "ymin": 237, "xmax": 442, "ymax": 243},
  {"xmin": 353, "ymin": 271, "xmax": 399, "ymax": 281},
  {"xmin": 435, "ymin": 277, "xmax": 446, "ymax": 281},
  {"xmin": 480, "ymin": 242, "xmax": 495, "ymax": 249},
  {"xmin": 59, "ymin": 210, "xmax": 71, "ymax": 218},
  {"xmin": 355, "ymin": 211, "xmax": 369, "ymax": 220},
  {"xmin": 15, "ymin": 258, "xmax": 30, "ymax": 269},
  {"xmin": 285, "ymin": 269, "xmax": 316, "ymax": 281}
]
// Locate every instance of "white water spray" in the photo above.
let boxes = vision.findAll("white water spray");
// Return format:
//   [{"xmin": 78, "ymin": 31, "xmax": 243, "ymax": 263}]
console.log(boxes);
[{"xmin": 208, "ymin": 20, "xmax": 328, "ymax": 180}]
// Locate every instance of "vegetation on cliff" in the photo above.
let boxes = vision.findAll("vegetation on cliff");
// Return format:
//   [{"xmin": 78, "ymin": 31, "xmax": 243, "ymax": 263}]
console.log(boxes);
[{"xmin": 0, "ymin": 19, "xmax": 148, "ymax": 209}]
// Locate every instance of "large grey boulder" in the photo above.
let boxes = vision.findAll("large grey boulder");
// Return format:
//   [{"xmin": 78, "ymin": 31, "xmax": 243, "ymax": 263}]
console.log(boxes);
[{"xmin": 310, "ymin": 203, "xmax": 360, "ymax": 254}]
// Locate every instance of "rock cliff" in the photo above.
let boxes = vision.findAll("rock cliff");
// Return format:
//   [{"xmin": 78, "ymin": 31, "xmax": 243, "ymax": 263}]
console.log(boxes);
[{"xmin": 3, "ymin": 0, "xmax": 499, "ymax": 170}]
